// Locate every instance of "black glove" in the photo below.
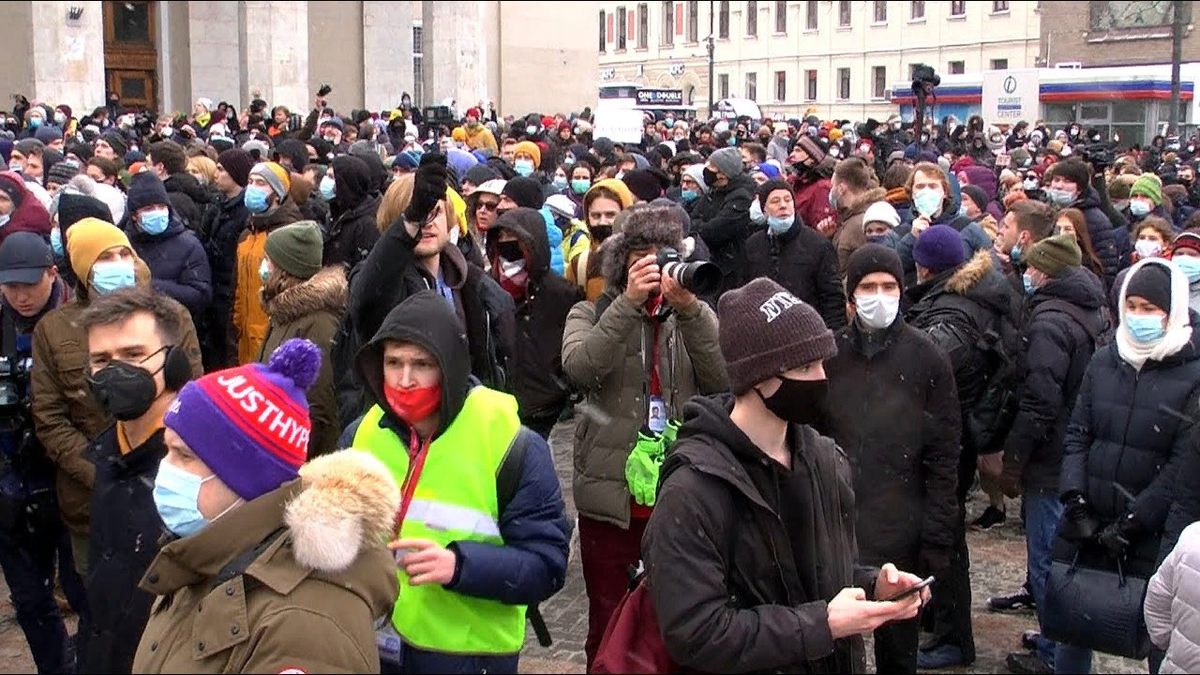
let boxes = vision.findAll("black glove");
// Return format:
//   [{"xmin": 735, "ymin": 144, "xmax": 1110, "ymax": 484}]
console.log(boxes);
[
  {"xmin": 1096, "ymin": 521, "xmax": 1130, "ymax": 559},
  {"xmin": 1059, "ymin": 491, "xmax": 1099, "ymax": 541},
  {"xmin": 403, "ymin": 153, "xmax": 449, "ymax": 225}
]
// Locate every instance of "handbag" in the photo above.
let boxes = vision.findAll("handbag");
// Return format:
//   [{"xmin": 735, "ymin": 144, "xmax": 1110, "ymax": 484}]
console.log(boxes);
[{"xmin": 1042, "ymin": 552, "xmax": 1151, "ymax": 659}]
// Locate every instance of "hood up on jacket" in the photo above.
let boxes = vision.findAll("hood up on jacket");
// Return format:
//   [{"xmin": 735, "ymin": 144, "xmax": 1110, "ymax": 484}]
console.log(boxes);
[
  {"xmin": 330, "ymin": 155, "xmax": 372, "ymax": 218},
  {"xmin": 1116, "ymin": 258, "xmax": 1198, "ymax": 369},
  {"xmin": 0, "ymin": 171, "xmax": 52, "ymax": 238},
  {"xmin": 163, "ymin": 172, "xmax": 209, "ymax": 206},
  {"xmin": 355, "ymin": 289, "xmax": 471, "ymax": 439},
  {"xmin": 943, "ymin": 248, "xmax": 1022, "ymax": 318},
  {"xmin": 265, "ymin": 265, "xmax": 348, "ymax": 326},
  {"xmin": 486, "ymin": 206, "xmax": 550, "ymax": 279}
]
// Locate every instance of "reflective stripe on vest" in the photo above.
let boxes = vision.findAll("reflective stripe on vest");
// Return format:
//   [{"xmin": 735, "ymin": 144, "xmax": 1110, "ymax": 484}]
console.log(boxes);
[{"xmin": 354, "ymin": 387, "xmax": 527, "ymax": 655}]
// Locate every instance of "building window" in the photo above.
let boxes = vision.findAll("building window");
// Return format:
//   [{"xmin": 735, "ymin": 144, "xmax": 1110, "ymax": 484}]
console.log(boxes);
[
  {"xmin": 662, "ymin": 1, "xmax": 674, "ymax": 45},
  {"xmin": 617, "ymin": 6, "xmax": 627, "ymax": 50},
  {"xmin": 688, "ymin": 0, "xmax": 699, "ymax": 41},
  {"xmin": 873, "ymin": 0, "xmax": 887, "ymax": 22},
  {"xmin": 599, "ymin": 10, "xmax": 607, "ymax": 52},
  {"xmin": 746, "ymin": 71, "xmax": 757, "ymax": 100},
  {"xmin": 950, "ymin": 1, "xmax": 966, "ymax": 17},
  {"xmin": 775, "ymin": 70, "xmax": 787, "ymax": 100},
  {"xmin": 992, "ymin": 0, "xmax": 1009, "ymax": 12},
  {"xmin": 839, "ymin": 1, "xmax": 853, "ymax": 26},
  {"xmin": 911, "ymin": 0, "xmax": 925, "ymax": 20},
  {"xmin": 806, "ymin": 69, "xmax": 818, "ymax": 100},
  {"xmin": 872, "ymin": 65, "xmax": 886, "ymax": 98},
  {"xmin": 990, "ymin": 58, "xmax": 1008, "ymax": 70},
  {"xmin": 837, "ymin": 68, "xmax": 850, "ymax": 99},
  {"xmin": 808, "ymin": 1, "xmax": 819, "ymax": 29},
  {"xmin": 719, "ymin": 73, "xmax": 730, "ymax": 98},
  {"xmin": 948, "ymin": 60, "xmax": 965, "ymax": 74},
  {"xmin": 637, "ymin": 4, "xmax": 649, "ymax": 48},
  {"xmin": 412, "ymin": 23, "xmax": 424, "ymax": 107},
  {"xmin": 776, "ymin": 0, "xmax": 788, "ymax": 32},
  {"xmin": 719, "ymin": 0, "xmax": 730, "ymax": 37},
  {"xmin": 747, "ymin": 0, "xmax": 758, "ymax": 35}
]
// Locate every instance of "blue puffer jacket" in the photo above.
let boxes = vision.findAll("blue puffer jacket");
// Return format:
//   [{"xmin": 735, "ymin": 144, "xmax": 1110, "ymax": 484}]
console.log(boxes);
[
  {"xmin": 1075, "ymin": 188, "xmax": 1130, "ymax": 292},
  {"xmin": 126, "ymin": 215, "xmax": 213, "ymax": 316},
  {"xmin": 539, "ymin": 206, "xmax": 564, "ymax": 275}
]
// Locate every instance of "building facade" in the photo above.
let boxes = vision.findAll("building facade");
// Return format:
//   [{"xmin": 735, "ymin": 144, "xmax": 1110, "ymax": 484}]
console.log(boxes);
[
  {"xmin": 0, "ymin": 0, "xmax": 597, "ymax": 119},
  {"xmin": 1042, "ymin": 1, "xmax": 1196, "ymax": 69},
  {"xmin": 595, "ymin": 0, "xmax": 1042, "ymax": 120}
]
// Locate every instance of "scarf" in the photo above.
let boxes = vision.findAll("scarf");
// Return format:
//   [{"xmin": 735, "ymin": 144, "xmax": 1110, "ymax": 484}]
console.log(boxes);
[{"xmin": 1116, "ymin": 259, "xmax": 1194, "ymax": 370}]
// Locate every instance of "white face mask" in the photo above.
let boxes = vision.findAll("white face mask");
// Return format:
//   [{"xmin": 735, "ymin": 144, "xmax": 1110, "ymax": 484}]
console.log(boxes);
[
  {"xmin": 749, "ymin": 198, "xmax": 766, "ymax": 225},
  {"xmin": 855, "ymin": 293, "xmax": 899, "ymax": 330}
]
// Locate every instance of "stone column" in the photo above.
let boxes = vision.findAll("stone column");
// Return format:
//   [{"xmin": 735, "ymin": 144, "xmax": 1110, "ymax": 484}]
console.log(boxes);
[
  {"xmin": 30, "ymin": 1, "xmax": 105, "ymax": 110},
  {"xmin": 363, "ymin": 0, "xmax": 417, "ymax": 113},
  {"xmin": 240, "ymin": 1, "xmax": 310, "ymax": 111},
  {"xmin": 422, "ymin": 0, "xmax": 490, "ymax": 112},
  {"xmin": 186, "ymin": 1, "xmax": 242, "ymax": 111}
]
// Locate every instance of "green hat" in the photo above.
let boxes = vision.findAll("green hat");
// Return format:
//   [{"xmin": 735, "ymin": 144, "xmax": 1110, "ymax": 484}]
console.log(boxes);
[
  {"xmin": 1027, "ymin": 233, "xmax": 1082, "ymax": 277},
  {"xmin": 1131, "ymin": 174, "xmax": 1163, "ymax": 206},
  {"xmin": 264, "ymin": 221, "xmax": 323, "ymax": 279}
]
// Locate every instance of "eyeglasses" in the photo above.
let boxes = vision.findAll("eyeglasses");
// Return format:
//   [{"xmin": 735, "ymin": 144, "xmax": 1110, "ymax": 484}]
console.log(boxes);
[{"xmin": 477, "ymin": 201, "xmax": 499, "ymax": 212}]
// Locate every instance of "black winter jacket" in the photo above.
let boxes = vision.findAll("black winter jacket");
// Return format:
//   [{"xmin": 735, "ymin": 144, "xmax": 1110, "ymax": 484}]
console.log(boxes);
[
  {"xmin": 199, "ymin": 188, "xmax": 249, "ymax": 306},
  {"xmin": 323, "ymin": 155, "xmax": 380, "ymax": 270},
  {"xmin": 162, "ymin": 172, "xmax": 209, "ymax": 235},
  {"xmin": 742, "ymin": 215, "xmax": 846, "ymax": 330},
  {"xmin": 644, "ymin": 395, "xmax": 876, "ymax": 674},
  {"xmin": 1002, "ymin": 267, "xmax": 1108, "ymax": 495},
  {"xmin": 690, "ymin": 173, "xmax": 756, "ymax": 296},
  {"xmin": 126, "ymin": 215, "xmax": 213, "ymax": 317},
  {"xmin": 1074, "ymin": 188, "xmax": 1130, "ymax": 292},
  {"xmin": 818, "ymin": 318, "xmax": 962, "ymax": 569},
  {"xmin": 79, "ymin": 426, "xmax": 167, "ymax": 674},
  {"xmin": 1059, "ymin": 317, "xmax": 1200, "ymax": 577}
]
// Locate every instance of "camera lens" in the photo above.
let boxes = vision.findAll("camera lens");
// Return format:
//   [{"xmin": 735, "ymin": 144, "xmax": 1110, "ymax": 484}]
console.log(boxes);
[{"xmin": 662, "ymin": 260, "xmax": 721, "ymax": 296}]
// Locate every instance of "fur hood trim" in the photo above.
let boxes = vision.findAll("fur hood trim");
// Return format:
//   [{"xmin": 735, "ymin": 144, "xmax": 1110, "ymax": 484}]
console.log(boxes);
[
  {"xmin": 284, "ymin": 449, "xmax": 401, "ymax": 573},
  {"xmin": 600, "ymin": 227, "xmax": 684, "ymax": 290},
  {"xmin": 946, "ymin": 249, "xmax": 994, "ymax": 295},
  {"xmin": 265, "ymin": 265, "xmax": 348, "ymax": 326}
]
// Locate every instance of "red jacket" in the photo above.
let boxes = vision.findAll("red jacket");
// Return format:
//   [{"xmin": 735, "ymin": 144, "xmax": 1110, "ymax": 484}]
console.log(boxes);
[
  {"xmin": 0, "ymin": 172, "xmax": 52, "ymax": 243},
  {"xmin": 791, "ymin": 174, "xmax": 836, "ymax": 231}
]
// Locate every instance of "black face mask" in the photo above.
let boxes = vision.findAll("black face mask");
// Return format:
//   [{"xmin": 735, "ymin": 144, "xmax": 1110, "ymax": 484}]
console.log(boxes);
[
  {"xmin": 497, "ymin": 240, "xmax": 524, "ymax": 263},
  {"xmin": 702, "ymin": 167, "xmax": 720, "ymax": 186},
  {"xmin": 756, "ymin": 376, "xmax": 827, "ymax": 426},
  {"xmin": 88, "ymin": 347, "xmax": 167, "ymax": 421},
  {"xmin": 591, "ymin": 225, "xmax": 613, "ymax": 244}
]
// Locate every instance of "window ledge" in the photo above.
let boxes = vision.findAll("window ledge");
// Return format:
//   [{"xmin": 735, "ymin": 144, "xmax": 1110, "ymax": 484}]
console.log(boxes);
[
  {"xmin": 908, "ymin": 17, "xmax": 926, "ymax": 24},
  {"xmin": 685, "ymin": 41, "xmax": 700, "ymax": 46},
  {"xmin": 773, "ymin": 32, "xmax": 788, "ymax": 37},
  {"xmin": 989, "ymin": 10, "xmax": 1010, "ymax": 16},
  {"xmin": 870, "ymin": 21, "xmax": 886, "ymax": 27},
  {"xmin": 661, "ymin": 42, "xmax": 675, "ymax": 48},
  {"xmin": 836, "ymin": 26, "xmax": 852, "ymax": 32},
  {"xmin": 947, "ymin": 14, "xmax": 967, "ymax": 21},
  {"xmin": 635, "ymin": 47, "xmax": 649, "ymax": 52},
  {"xmin": 1085, "ymin": 29, "xmax": 1173, "ymax": 42},
  {"xmin": 745, "ymin": 33, "xmax": 758, "ymax": 39},
  {"xmin": 803, "ymin": 28, "xmax": 819, "ymax": 34}
]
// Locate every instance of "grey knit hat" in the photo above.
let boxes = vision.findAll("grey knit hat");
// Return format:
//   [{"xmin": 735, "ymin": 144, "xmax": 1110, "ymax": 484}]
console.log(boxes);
[
  {"xmin": 708, "ymin": 146, "xmax": 744, "ymax": 178},
  {"xmin": 718, "ymin": 277, "xmax": 837, "ymax": 396},
  {"xmin": 264, "ymin": 221, "xmax": 323, "ymax": 279},
  {"xmin": 682, "ymin": 164, "xmax": 710, "ymax": 194}
]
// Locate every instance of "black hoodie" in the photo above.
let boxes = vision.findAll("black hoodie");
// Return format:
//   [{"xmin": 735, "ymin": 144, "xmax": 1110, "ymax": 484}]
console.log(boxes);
[
  {"xmin": 162, "ymin": 172, "xmax": 209, "ymax": 235},
  {"xmin": 325, "ymin": 155, "xmax": 380, "ymax": 269}
]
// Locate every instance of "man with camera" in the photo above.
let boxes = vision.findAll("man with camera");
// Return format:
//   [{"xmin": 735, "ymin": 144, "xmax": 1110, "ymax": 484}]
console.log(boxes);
[
  {"xmin": 562, "ymin": 201, "xmax": 728, "ymax": 669},
  {"xmin": 0, "ymin": 232, "xmax": 80, "ymax": 674}
]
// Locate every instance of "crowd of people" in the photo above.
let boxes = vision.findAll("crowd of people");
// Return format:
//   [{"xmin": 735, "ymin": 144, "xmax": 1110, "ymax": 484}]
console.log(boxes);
[{"xmin": 0, "ymin": 86, "xmax": 1199, "ymax": 675}]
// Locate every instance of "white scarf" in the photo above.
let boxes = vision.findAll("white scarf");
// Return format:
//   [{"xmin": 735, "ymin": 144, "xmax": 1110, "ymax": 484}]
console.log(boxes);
[{"xmin": 1116, "ymin": 259, "xmax": 1194, "ymax": 370}]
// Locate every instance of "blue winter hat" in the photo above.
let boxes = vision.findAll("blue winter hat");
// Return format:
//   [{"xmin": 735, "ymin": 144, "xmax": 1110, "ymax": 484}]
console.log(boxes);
[
  {"xmin": 125, "ymin": 171, "xmax": 170, "ymax": 216},
  {"xmin": 912, "ymin": 225, "xmax": 967, "ymax": 274},
  {"xmin": 394, "ymin": 150, "xmax": 422, "ymax": 171}
]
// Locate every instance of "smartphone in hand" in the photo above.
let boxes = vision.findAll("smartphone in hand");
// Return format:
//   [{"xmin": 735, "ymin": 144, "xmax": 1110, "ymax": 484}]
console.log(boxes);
[{"xmin": 882, "ymin": 575, "xmax": 935, "ymax": 602}]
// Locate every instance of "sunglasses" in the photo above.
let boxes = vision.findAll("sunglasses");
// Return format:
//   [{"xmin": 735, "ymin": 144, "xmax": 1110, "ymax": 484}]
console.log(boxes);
[{"xmin": 477, "ymin": 201, "xmax": 499, "ymax": 212}]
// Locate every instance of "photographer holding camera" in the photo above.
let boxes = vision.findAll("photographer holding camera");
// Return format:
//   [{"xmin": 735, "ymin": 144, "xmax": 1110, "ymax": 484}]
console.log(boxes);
[{"xmin": 562, "ymin": 201, "xmax": 728, "ymax": 669}]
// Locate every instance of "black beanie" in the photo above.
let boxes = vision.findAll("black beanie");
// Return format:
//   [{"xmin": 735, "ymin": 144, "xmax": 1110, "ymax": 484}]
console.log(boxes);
[
  {"xmin": 845, "ymin": 244, "xmax": 905, "ymax": 296},
  {"xmin": 58, "ymin": 192, "xmax": 112, "ymax": 229},
  {"xmin": 501, "ymin": 176, "xmax": 545, "ymax": 209},
  {"xmin": 758, "ymin": 179, "xmax": 793, "ymax": 208},
  {"xmin": 125, "ymin": 171, "xmax": 170, "ymax": 216},
  {"xmin": 622, "ymin": 169, "xmax": 663, "ymax": 202},
  {"xmin": 100, "ymin": 131, "xmax": 128, "ymax": 157},
  {"xmin": 1125, "ymin": 262, "xmax": 1173, "ymax": 313},
  {"xmin": 463, "ymin": 163, "xmax": 499, "ymax": 188},
  {"xmin": 961, "ymin": 185, "xmax": 988, "ymax": 213},
  {"xmin": 217, "ymin": 148, "xmax": 254, "ymax": 188}
]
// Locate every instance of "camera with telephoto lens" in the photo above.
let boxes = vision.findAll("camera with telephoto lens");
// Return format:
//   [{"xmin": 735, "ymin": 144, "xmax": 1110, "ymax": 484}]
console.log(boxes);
[
  {"xmin": 1079, "ymin": 128, "xmax": 1119, "ymax": 173},
  {"xmin": 656, "ymin": 247, "xmax": 721, "ymax": 296}
]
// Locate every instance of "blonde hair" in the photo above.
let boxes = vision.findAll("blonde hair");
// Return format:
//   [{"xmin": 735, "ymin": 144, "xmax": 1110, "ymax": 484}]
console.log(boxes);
[
  {"xmin": 187, "ymin": 155, "xmax": 217, "ymax": 185},
  {"xmin": 375, "ymin": 174, "xmax": 458, "ymax": 235}
]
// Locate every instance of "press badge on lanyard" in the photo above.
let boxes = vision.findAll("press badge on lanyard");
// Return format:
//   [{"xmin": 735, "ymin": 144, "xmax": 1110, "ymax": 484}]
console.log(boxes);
[
  {"xmin": 376, "ymin": 429, "xmax": 431, "ymax": 669},
  {"xmin": 647, "ymin": 396, "xmax": 667, "ymax": 434}
]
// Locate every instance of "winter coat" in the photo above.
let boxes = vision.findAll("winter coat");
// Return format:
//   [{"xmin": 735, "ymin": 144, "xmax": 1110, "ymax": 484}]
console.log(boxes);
[
  {"xmin": 690, "ymin": 173, "xmax": 756, "ymax": 296},
  {"xmin": 162, "ymin": 172, "xmax": 208, "ymax": 235},
  {"xmin": 127, "ymin": 215, "xmax": 213, "ymax": 317},
  {"xmin": 644, "ymin": 395, "xmax": 876, "ymax": 674},
  {"xmin": 960, "ymin": 165, "xmax": 1005, "ymax": 222},
  {"xmin": 465, "ymin": 123, "xmax": 499, "ymax": 155},
  {"xmin": 232, "ymin": 199, "xmax": 303, "ymax": 365},
  {"xmin": 323, "ymin": 155, "xmax": 381, "ymax": 270},
  {"xmin": 896, "ymin": 210, "xmax": 993, "ymax": 283},
  {"xmin": 562, "ymin": 289, "xmax": 729, "ymax": 528},
  {"xmin": 741, "ymin": 214, "xmax": 846, "ymax": 330},
  {"xmin": 1075, "ymin": 187, "xmax": 1130, "ymax": 291},
  {"xmin": 789, "ymin": 172, "xmax": 837, "ymax": 234},
  {"xmin": 79, "ymin": 425, "xmax": 167, "ymax": 673},
  {"xmin": 833, "ymin": 187, "xmax": 888, "ymax": 274},
  {"xmin": 198, "ymin": 189, "xmax": 250, "ymax": 370},
  {"xmin": 1146, "ymin": 521, "xmax": 1200, "ymax": 674},
  {"xmin": 1059, "ymin": 315, "xmax": 1200, "ymax": 578},
  {"xmin": 30, "ymin": 270, "xmax": 202, "ymax": 535},
  {"xmin": 132, "ymin": 450, "xmax": 400, "ymax": 674},
  {"xmin": 818, "ymin": 318, "xmax": 962, "ymax": 569},
  {"xmin": 1001, "ymin": 267, "xmax": 1107, "ymax": 495},
  {"xmin": 487, "ymin": 209, "xmax": 582, "ymax": 425},
  {"xmin": 0, "ymin": 171, "xmax": 52, "ymax": 242},
  {"xmin": 257, "ymin": 267, "xmax": 346, "ymax": 460}
]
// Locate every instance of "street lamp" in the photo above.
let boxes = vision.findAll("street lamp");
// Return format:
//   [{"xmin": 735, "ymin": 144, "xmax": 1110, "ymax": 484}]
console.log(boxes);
[{"xmin": 707, "ymin": 0, "xmax": 716, "ymax": 118}]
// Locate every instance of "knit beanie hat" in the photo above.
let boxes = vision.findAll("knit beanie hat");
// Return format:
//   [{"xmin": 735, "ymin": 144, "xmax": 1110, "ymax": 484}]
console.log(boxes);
[
  {"xmin": 1109, "ymin": 173, "xmax": 1138, "ymax": 201},
  {"xmin": 913, "ymin": 225, "xmax": 968, "ymax": 274},
  {"xmin": 718, "ymin": 277, "xmax": 838, "ymax": 396},
  {"xmin": 463, "ymin": 163, "xmax": 499, "ymax": 188},
  {"xmin": 46, "ymin": 160, "xmax": 80, "ymax": 186},
  {"xmin": 960, "ymin": 185, "xmax": 989, "ymax": 213},
  {"xmin": 1172, "ymin": 231, "xmax": 1200, "ymax": 256},
  {"xmin": 757, "ymin": 179, "xmax": 792, "ymax": 208},
  {"xmin": 250, "ymin": 161, "xmax": 291, "ymax": 199},
  {"xmin": 394, "ymin": 150, "xmax": 422, "ymax": 172},
  {"xmin": 1026, "ymin": 233, "xmax": 1082, "ymax": 277},
  {"xmin": 708, "ymin": 146, "xmax": 744, "ymax": 178},
  {"xmin": 217, "ymin": 148, "xmax": 254, "ymax": 188},
  {"xmin": 165, "ymin": 338, "xmax": 321, "ymax": 502},
  {"xmin": 1125, "ymin": 262, "xmax": 1173, "ymax": 313},
  {"xmin": 58, "ymin": 192, "xmax": 112, "ymax": 229},
  {"xmin": 1009, "ymin": 147, "xmax": 1032, "ymax": 168},
  {"xmin": 125, "ymin": 171, "xmax": 170, "ymax": 215},
  {"xmin": 512, "ymin": 141, "xmax": 541, "ymax": 167},
  {"xmin": 65, "ymin": 218, "xmax": 132, "ymax": 281},
  {"xmin": 862, "ymin": 201, "xmax": 900, "ymax": 230},
  {"xmin": 501, "ymin": 176, "xmax": 545, "ymax": 209},
  {"xmin": 682, "ymin": 164, "xmax": 710, "ymax": 194},
  {"xmin": 1132, "ymin": 174, "xmax": 1163, "ymax": 206},
  {"xmin": 795, "ymin": 135, "xmax": 827, "ymax": 164},
  {"xmin": 100, "ymin": 131, "xmax": 128, "ymax": 157},
  {"xmin": 622, "ymin": 169, "xmax": 664, "ymax": 202},
  {"xmin": 264, "ymin": 221, "xmax": 324, "ymax": 280},
  {"xmin": 845, "ymin": 244, "xmax": 905, "ymax": 296},
  {"xmin": 35, "ymin": 125, "xmax": 63, "ymax": 146}
]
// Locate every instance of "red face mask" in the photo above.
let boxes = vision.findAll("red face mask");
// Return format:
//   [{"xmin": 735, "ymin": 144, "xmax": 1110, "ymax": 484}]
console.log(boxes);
[{"xmin": 384, "ymin": 384, "xmax": 441, "ymax": 424}]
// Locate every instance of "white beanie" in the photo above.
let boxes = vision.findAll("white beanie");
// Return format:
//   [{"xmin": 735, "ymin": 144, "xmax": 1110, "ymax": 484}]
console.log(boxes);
[{"xmin": 862, "ymin": 201, "xmax": 900, "ymax": 231}]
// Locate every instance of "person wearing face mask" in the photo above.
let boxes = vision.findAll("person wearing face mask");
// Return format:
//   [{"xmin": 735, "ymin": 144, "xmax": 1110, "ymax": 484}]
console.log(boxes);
[
  {"xmin": 895, "ymin": 162, "xmax": 992, "ymax": 285},
  {"xmin": 317, "ymin": 117, "xmax": 346, "ymax": 154},
  {"xmin": 678, "ymin": 163, "xmax": 708, "ymax": 213},
  {"xmin": 0, "ymin": 171, "xmax": 53, "ymax": 245},
  {"xmin": 122, "ymin": 172, "xmax": 213, "ymax": 325},
  {"xmin": 485, "ymin": 208, "xmax": 581, "ymax": 438},
  {"xmin": 817, "ymin": 244, "xmax": 962, "ymax": 675},
  {"xmin": 690, "ymin": 146, "xmax": 755, "ymax": 297},
  {"xmin": 510, "ymin": 140, "xmax": 543, "ymax": 182},
  {"xmin": 1107, "ymin": 216, "xmax": 1176, "ymax": 319},
  {"xmin": 787, "ymin": 136, "xmax": 838, "ymax": 234},
  {"xmin": 742, "ymin": 180, "xmax": 844, "ymax": 330},
  {"xmin": 132, "ymin": 339, "xmax": 400, "ymax": 674},
  {"xmin": 640, "ymin": 277, "xmax": 929, "ymax": 675},
  {"xmin": 828, "ymin": 157, "xmax": 888, "ymax": 273},
  {"xmin": 463, "ymin": 107, "xmax": 499, "ymax": 155},
  {"xmin": 1042, "ymin": 158, "xmax": 1128, "ymax": 290},
  {"xmin": 498, "ymin": 176, "xmax": 564, "ymax": 275},
  {"xmin": 572, "ymin": 179, "xmax": 633, "ymax": 300},
  {"xmin": 321, "ymin": 155, "xmax": 381, "ymax": 270},
  {"xmin": 1126, "ymin": 173, "xmax": 1167, "ymax": 227},
  {"xmin": 74, "ymin": 286, "xmax": 202, "ymax": 673},
  {"xmin": 341, "ymin": 290, "xmax": 569, "ymax": 674},
  {"xmin": 1050, "ymin": 259, "xmax": 1200, "ymax": 675},
  {"xmin": 1168, "ymin": 231, "xmax": 1200, "ymax": 312}
]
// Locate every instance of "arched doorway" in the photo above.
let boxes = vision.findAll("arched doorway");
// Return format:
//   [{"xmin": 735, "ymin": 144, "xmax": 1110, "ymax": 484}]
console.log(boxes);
[{"xmin": 103, "ymin": 0, "xmax": 158, "ymax": 111}]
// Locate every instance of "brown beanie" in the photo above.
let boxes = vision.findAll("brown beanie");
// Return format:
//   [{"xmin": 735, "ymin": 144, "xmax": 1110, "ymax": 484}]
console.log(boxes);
[
  {"xmin": 1026, "ymin": 233, "xmax": 1082, "ymax": 277},
  {"xmin": 718, "ymin": 277, "xmax": 838, "ymax": 396}
]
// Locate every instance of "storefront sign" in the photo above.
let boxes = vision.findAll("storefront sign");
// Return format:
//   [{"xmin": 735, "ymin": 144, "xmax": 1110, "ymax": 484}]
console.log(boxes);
[
  {"xmin": 636, "ymin": 88, "xmax": 684, "ymax": 105},
  {"xmin": 982, "ymin": 69, "xmax": 1040, "ymax": 124}
]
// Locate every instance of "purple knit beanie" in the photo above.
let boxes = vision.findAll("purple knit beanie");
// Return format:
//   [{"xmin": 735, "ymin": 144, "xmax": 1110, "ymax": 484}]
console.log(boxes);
[{"xmin": 913, "ymin": 225, "xmax": 967, "ymax": 274}]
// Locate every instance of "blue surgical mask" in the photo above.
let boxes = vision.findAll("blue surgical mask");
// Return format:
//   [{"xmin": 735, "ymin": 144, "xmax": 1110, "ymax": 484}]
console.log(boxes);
[
  {"xmin": 727, "ymin": 137, "xmax": 737, "ymax": 147},
  {"xmin": 514, "ymin": 159, "xmax": 535, "ymax": 177},
  {"xmin": 139, "ymin": 209, "xmax": 170, "ymax": 235},
  {"xmin": 28, "ymin": 117, "xmax": 41, "ymax": 129},
  {"xmin": 259, "ymin": 258, "xmax": 271, "ymax": 284},
  {"xmin": 1126, "ymin": 313, "xmax": 1166, "ymax": 343},
  {"xmin": 1011, "ymin": 244, "xmax": 1023, "ymax": 265},
  {"xmin": 244, "ymin": 186, "xmax": 270, "ymax": 213},
  {"xmin": 154, "ymin": 459, "xmax": 214, "ymax": 538},
  {"xmin": 767, "ymin": 214, "xmax": 794, "ymax": 235},
  {"xmin": 913, "ymin": 189, "xmax": 944, "ymax": 217},
  {"xmin": 553, "ymin": 176, "xmax": 568, "ymax": 190},
  {"xmin": 866, "ymin": 233, "xmax": 894, "ymax": 246},
  {"xmin": 50, "ymin": 228, "xmax": 62, "ymax": 256},
  {"xmin": 958, "ymin": 202, "xmax": 970, "ymax": 217},
  {"xmin": 91, "ymin": 260, "xmax": 136, "ymax": 294},
  {"xmin": 571, "ymin": 179, "xmax": 591, "ymax": 195},
  {"xmin": 564, "ymin": 155, "xmax": 576, "ymax": 167},
  {"xmin": 1022, "ymin": 272, "xmax": 1036, "ymax": 296},
  {"xmin": 681, "ymin": 189, "xmax": 699, "ymax": 203},
  {"xmin": 319, "ymin": 175, "xmax": 336, "ymax": 201},
  {"xmin": 664, "ymin": 119, "xmax": 675, "ymax": 128},
  {"xmin": 1130, "ymin": 200, "xmax": 1152, "ymax": 217},
  {"xmin": 1046, "ymin": 188, "xmax": 1075, "ymax": 206},
  {"xmin": 1174, "ymin": 255, "xmax": 1200, "ymax": 283}
]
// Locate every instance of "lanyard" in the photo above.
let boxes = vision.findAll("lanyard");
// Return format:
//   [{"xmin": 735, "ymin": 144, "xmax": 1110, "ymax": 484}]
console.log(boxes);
[{"xmin": 393, "ymin": 429, "xmax": 431, "ymax": 538}]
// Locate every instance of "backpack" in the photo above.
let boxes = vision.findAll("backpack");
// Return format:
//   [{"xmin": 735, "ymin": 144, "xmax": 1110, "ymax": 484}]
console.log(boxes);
[
  {"xmin": 1030, "ymin": 299, "xmax": 1114, "ymax": 348},
  {"xmin": 963, "ymin": 312, "xmax": 1026, "ymax": 456}
]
